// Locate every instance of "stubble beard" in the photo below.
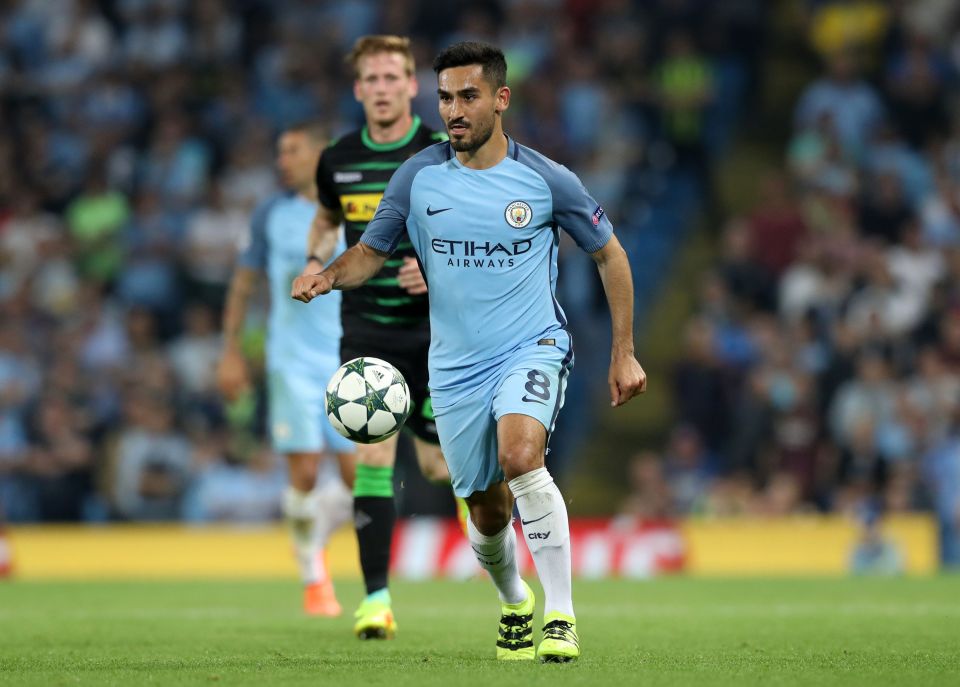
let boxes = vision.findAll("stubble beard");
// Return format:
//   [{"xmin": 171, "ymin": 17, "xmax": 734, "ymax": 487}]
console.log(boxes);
[{"xmin": 449, "ymin": 118, "xmax": 495, "ymax": 153}]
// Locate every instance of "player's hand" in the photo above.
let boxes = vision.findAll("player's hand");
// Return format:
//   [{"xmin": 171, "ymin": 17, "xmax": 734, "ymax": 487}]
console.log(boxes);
[
  {"xmin": 291, "ymin": 272, "xmax": 334, "ymax": 303},
  {"xmin": 609, "ymin": 354, "xmax": 646, "ymax": 407},
  {"xmin": 397, "ymin": 256, "xmax": 427, "ymax": 295},
  {"xmin": 216, "ymin": 348, "xmax": 250, "ymax": 402}
]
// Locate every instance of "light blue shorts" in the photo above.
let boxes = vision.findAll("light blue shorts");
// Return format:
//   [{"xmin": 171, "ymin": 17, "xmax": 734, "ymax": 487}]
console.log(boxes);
[
  {"xmin": 268, "ymin": 359, "xmax": 356, "ymax": 455},
  {"xmin": 433, "ymin": 334, "xmax": 574, "ymax": 498}
]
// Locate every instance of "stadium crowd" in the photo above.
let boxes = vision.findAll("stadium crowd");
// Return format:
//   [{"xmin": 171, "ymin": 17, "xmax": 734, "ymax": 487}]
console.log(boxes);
[
  {"xmin": 0, "ymin": 0, "xmax": 763, "ymax": 523},
  {"xmin": 620, "ymin": 0, "xmax": 960, "ymax": 565},
  {"xmin": 4, "ymin": 0, "xmax": 957, "ymax": 566}
]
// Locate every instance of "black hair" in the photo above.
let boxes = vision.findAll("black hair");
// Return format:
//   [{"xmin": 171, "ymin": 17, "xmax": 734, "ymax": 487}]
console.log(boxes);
[
  {"xmin": 283, "ymin": 121, "xmax": 327, "ymax": 144},
  {"xmin": 432, "ymin": 41, "xmax": 507, "ymax": 89}
]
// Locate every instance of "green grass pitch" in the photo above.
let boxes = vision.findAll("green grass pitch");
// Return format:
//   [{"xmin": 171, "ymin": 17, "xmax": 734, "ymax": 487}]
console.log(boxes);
[{"xmin": 1, "ymin": 577, "xmax": 958, "ymax": 686}]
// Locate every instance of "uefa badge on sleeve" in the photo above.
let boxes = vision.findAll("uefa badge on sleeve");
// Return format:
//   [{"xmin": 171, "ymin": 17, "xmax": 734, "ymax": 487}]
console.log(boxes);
[
  {"xmin": 504, "ymin": 200, "xmax": 533, "ymax": 228},
  {"xmin": 592, "ymin": 205, "xmax": 605, "ymax": 226}
]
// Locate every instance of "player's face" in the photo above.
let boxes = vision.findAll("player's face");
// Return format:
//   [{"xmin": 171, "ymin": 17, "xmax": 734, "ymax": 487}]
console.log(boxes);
[
  {"xmin": 354, "ymin": 52, "xmax": 418, "ymax": 128},
  {"xmin": 276, "ymin": 132, "xmax": 321, "ymax": 193},
  {"xmin": 437, "ymin": 65, "xmax": 510, "ymax": 153}
]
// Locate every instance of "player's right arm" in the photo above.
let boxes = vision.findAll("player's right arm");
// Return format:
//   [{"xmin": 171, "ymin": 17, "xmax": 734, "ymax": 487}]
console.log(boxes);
[
  {"xmin": 217, "ymin": 197, "xmax": 272, "ymax": 400},
  {"xmin": 217, "ymin": 267, "xmax": 257, "ymax": 400},
  {"xmin": 291, "ymin": 242, "xmax": 389, "ymax": 302},
  {"xmin": 302, "ymin": 204, "xmax": 343, "ymax": 275}
]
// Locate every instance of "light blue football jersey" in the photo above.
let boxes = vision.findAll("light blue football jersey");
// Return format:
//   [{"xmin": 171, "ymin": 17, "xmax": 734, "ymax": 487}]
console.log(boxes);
[
  {"xmin": 360, "ymin": 137, "xmax": 613, "ymax": 406},
  {"xmin": 238, "ymin": 192, "xmax": 345, "ymax": 369}
]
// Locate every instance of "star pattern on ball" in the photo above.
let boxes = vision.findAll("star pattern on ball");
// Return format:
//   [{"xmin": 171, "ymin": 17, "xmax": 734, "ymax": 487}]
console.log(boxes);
[
  {"xmin": 326, "ymin": 389, "xmax": 351, "ymax": 415},
  {"xmin": 343, "ymin": 358, "xmax": 366, "ymax": 377},
  {"xmin": 364, "ymin": 382, "xmax": 391, "ymax": 415}
]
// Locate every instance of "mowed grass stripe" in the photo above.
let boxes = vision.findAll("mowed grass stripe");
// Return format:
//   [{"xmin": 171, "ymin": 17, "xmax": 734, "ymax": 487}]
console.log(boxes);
[{"xmin": 0, "ymin": 578, "xmax": 958, "ymax": 687}]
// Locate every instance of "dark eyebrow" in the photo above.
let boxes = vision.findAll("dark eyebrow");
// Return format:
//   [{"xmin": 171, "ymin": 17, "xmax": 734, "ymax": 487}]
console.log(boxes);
[{"xmin": 436, "ymin": 87, "xmax": 481, "ymax": 97}]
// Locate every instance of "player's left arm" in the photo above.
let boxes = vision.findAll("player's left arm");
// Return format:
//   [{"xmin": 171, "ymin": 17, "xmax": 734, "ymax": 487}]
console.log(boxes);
[
  {"xmin": 536, "ymin": 155, "xmax": 647, "ymax": 406},
  {"xmin": 591, "ymin": 234, "xmax": 647, "ymax": 407}
]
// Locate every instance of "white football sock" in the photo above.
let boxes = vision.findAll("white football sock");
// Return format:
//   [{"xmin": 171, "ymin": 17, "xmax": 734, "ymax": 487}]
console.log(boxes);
[
  {"xmin": 312, "ymin": 477, "xmax": 353, "ymax": 547},
  {"xmin": 509, "ymin": 467, "xmax": 574, "ymax": 618},
  {"xmin": 282, "ymin": 486, "xmax": 322, "ymax": 584},
  {"xmin": 467, "ymin": 517, "xmax": 527, "ymax": 605}
]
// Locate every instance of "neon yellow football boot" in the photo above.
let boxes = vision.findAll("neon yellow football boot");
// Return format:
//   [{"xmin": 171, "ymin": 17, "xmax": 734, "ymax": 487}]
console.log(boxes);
[
  {"xmin": 353, "ymin": 593, "xmax": 397, "ymax": 640},
  {"xmin": 536, "ymin": 611, "xmax": 579, "ymax": 663},
  {"xmin": 496, "ymin": 580, "xmax": 535, "ymax": 660}
]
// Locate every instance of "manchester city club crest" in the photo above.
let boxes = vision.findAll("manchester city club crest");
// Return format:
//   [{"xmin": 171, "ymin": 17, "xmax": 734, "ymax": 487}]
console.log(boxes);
[{"xmin": 504, "ymin": 200, "xmax": 533, "ymax": 228}]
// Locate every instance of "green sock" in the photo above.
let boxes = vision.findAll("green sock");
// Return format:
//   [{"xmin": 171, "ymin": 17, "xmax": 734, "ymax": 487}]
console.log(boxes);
[{"xmin": 353, "ymin": 464, "xmax": 394, "ymax": 498}]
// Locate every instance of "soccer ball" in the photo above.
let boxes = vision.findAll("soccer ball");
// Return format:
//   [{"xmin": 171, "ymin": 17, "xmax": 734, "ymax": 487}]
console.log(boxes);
[{"xmin": 325, "ymin": 357, "xmax": 412, "ymax": 444}]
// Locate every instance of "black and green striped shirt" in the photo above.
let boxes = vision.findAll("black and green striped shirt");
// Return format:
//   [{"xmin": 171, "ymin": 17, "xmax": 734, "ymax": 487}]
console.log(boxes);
[{"xmin": 316, "ymin": 115, "xmax": 446, "ymax": 338}]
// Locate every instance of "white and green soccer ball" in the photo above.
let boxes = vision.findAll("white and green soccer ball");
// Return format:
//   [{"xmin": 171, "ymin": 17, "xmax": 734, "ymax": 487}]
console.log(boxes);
[{"xmin": 325, "ymin": 357, "xmax": 412, "ymax": 444}]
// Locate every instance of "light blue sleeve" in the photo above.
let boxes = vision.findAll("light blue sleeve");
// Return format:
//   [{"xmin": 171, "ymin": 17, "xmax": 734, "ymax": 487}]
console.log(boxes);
[
  {"xmin": 360, "ymin": 143, "xmax": 449, "ymax": 254},
  {"xmin": 517, "ymin": 145, "xmax": 613, "ymax": 253},
  {"xmin": 237, "ymin": 196, "xmax": 278, "ymax": 269}
]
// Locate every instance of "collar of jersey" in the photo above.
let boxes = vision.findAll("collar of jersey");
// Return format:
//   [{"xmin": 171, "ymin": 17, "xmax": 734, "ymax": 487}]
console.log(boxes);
[
  {"xmin": 361, "ymin": 115, "xmax": 422, "ymax": 152},
  {"xmin": 448, "ymin": 134, "xmax": 517, "ymax": 172}
]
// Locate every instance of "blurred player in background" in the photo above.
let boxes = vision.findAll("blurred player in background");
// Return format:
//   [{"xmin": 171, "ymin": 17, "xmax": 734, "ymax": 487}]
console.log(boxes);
[
  {"xmin": 293, "ymin": 41, "xmax": 646, "ymax": 662},
  {"xmin": 303, "ymin": 35, "xmax": 464, "ymax": 641},
  {"xmin": 217, "ymin": 123, "xmax": 355, "ymax": 617}
]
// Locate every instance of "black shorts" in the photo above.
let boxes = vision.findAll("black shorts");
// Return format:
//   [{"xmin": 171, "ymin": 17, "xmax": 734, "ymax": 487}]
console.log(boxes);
[{"xmin": 340, "ymin": 334, "xmax": 438, "ymax": 444}]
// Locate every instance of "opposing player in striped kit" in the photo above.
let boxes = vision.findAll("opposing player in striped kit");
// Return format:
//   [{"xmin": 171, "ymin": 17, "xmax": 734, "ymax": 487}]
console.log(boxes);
[{"xmin": 303, "ymin": 35, "xmax": 463, "ymax": 640}]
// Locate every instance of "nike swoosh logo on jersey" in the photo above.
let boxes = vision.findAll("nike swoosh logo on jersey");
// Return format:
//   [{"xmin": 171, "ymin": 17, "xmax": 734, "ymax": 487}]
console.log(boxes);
[
  {"xmin": 522, "ymin": 395, "xmax": 547, "ymax": 405},
  {"xmin": 426, "ymin": 206, "xmax": 452, "ymax": 216},
  {"xmin": 520, "ymin": 512, "xmax": 552, "ymax": 526}
]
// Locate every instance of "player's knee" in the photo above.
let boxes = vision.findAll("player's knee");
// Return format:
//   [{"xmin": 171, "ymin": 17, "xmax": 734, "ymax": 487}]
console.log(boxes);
[
  {"xmin": 467, "ymin": 498, "xmax": 512, "ymax": 535},
  {"xmin": 418, "ymin": 455, "xmax": 450, "ymax": 483},
  {"xmin": 286, "ymin": 453, "xmax": 319, "ymax": 491},
  {"xmin": 498, "ymin": 443, "xmax": 544, "ymax": 482},
  {"xmin": 355, "ymin": 441, "xmax": 395, "ymax": 468}
]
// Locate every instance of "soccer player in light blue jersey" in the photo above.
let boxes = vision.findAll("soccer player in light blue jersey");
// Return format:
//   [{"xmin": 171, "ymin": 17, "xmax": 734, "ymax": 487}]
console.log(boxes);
[
  {"xmin": 292, "ymin": 43, "xmax": 646, "ymax": 661},
  {"xmin": 218, "ymin": 123, "xmax": 355, "ymax": 617}
]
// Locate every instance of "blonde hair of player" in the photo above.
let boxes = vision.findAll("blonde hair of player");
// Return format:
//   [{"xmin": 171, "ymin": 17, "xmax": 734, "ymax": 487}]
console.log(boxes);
[{"xmin": 346, "ymin": 35, "xmax": 416, "ymax": 77}]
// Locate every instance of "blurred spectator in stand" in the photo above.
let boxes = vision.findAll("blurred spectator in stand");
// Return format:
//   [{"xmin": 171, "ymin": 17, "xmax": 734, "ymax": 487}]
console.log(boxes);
[
  {"xmin": 0, "ymin": 324, "xmax": 41, "ymax": 521},
  {"xmin": 789, "ymin": 113, "xmax": 859, "ymax": 198},
  {"xmin": 115, "ymin": 190, "xmax": 183, "ymax": 334},
  {"xmin": 652, "ymin": 30, "xmax": 715, "ymax": 193},
  {"xmin": 618, "ymin": 451, "xmax": 674, "ymax": 522},
  {"xmin": 920, "ymin": 174, "xmax": 960, "ymax": 248},
  {"xmin": 65, "ymin": 168, "xmax": 130, "ymax": 286},
  {"xmin": 672, "ymin": 317, "xmax": 733, "ymax": 456},
  {"xmin": 745, "ymin": 174, "xmax": 808, "ymax": 279},
  {"xmin": 219, "ymin": 130, "xmax": 277, "ymax": 213},
  {"xmin": 924, "ymin": 419, "xmax": 960, "ymax": 567},
  {"xmin": 857, "ymin": 171, "xmax": 913, "ymax": 245},
  {"xmin": 108, "ymin": 390, "xmax": 193, "ymax": 521},
  {"xmin": 181, "ymin": 182, "xmax": 247, "ymax": 308},
  {"xmin": 167, "ymin": 303, "xmax": 223, "ymax": 432},
  {"xmin": 138, "ymin": 113, "xmax": 210, "ymax": 211},
  {"xmin": 189, "ymin": 0, "xmax": 243, "ymax": 66},
  {"xmin": 849, "ymin": 507, "xmax": 904, "ymax": 575},
  {"xmin": 807, "ymin": 0, "xmax": 891, "ymax": 64},
  {"xmin": 663, "ymin": 425, "xmax": 715, "ymax": 514},
  {"xmin": 883, "ymin": 26, "xmax": 950, "ymax": 150},
  {"xmin": 716, "ymin": 218, "xmax": 775, "ymax": 312},
  {"xmin": 183, "ymin": 439, "xmax": 285, "ymax": 523},
  {"xmin": 123, "ymin": 1, "xmax": 189, "ymax": 71},
  {"xmin": 0, "ymin": 190, "xmax": 64, "ymax": 301},
  {"xmin": 22, "ymin": 394, "xmax": 95, "ymax": 521},
  {"xmin": 862, "ymin": 123, "xmax": 933, "ymax": 208},
  {"xmin": 794, "ymin": 48, "xmax": 884, "ymax": 164}
]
